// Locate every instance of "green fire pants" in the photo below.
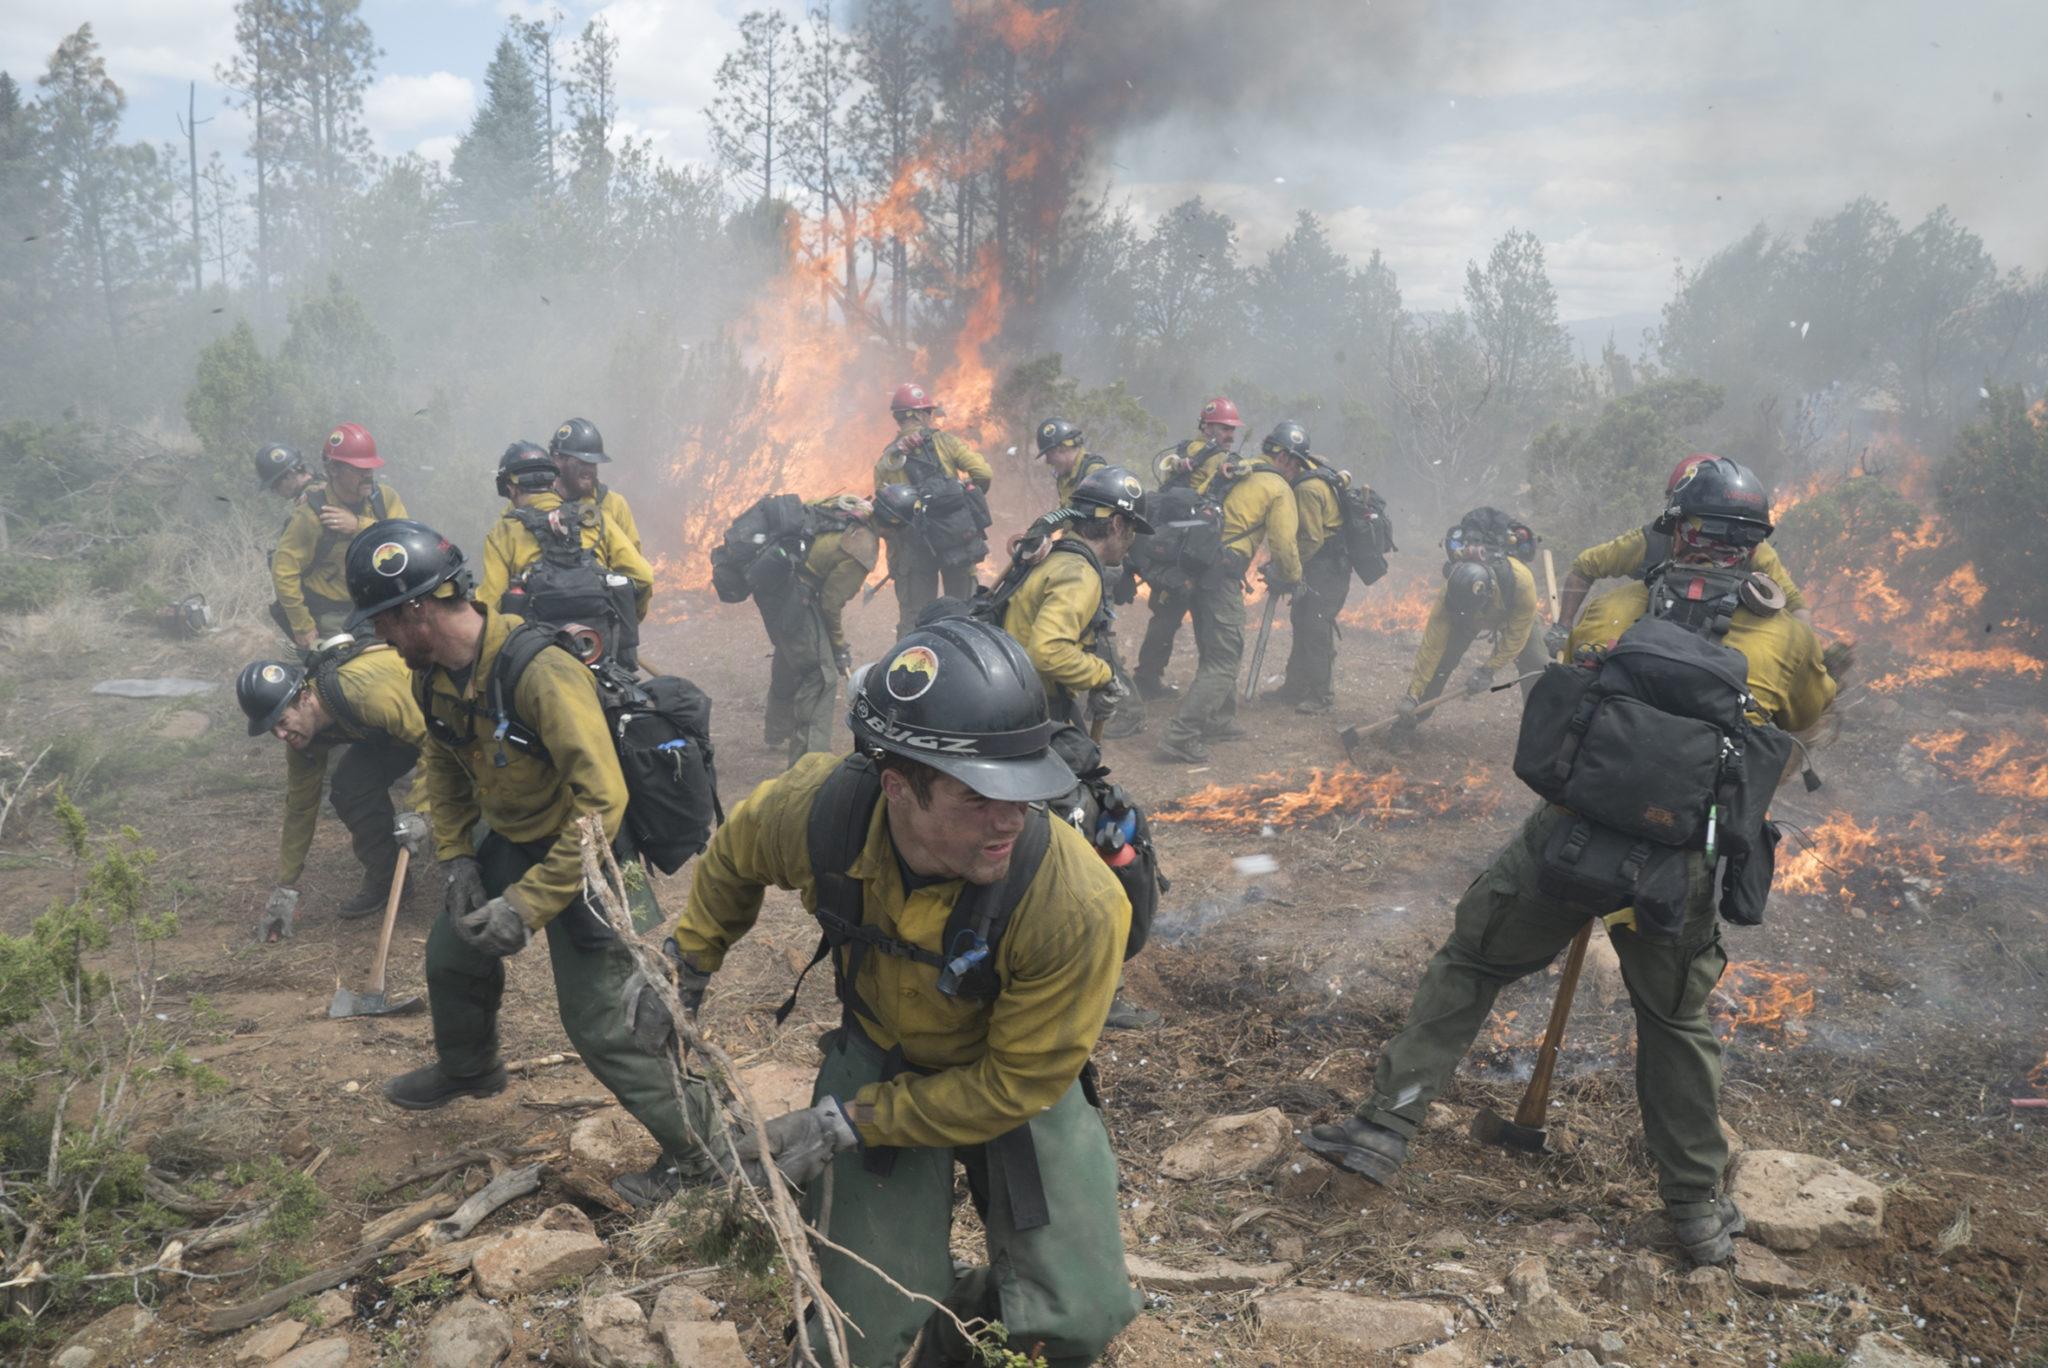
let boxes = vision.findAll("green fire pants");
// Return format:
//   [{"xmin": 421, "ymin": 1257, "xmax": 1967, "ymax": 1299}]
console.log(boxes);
[
  {"xmin": 1279, "ymin": 546, "xmax": 1353, "ymax": 707},
  {"xmin": 757, "ymin": 584, "xmax": 838, "ymax": 766},
  {"xmin": 1163, "ymin": 559, "xmax": 1248, "ymax": 748}
]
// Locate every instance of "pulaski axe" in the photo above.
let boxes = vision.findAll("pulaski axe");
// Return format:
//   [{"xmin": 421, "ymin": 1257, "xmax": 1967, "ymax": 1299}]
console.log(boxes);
[
  {"xmin": 1470, "ymin": 921, "xmax": 1594, "ymax": 1153},
  {"xmin": 329, "ymin": 814, "xmax": 429, "ymax": 1019}
]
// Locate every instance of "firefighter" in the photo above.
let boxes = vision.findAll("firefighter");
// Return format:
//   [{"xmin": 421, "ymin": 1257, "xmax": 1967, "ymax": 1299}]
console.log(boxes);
[
  {"xmin": 236, "ymin": 643, "xmax": 426, "ymax": 928},
  {"xmin": 271, "ymin": 423, "xmax": 408, "ymax": 648},
  {"xmin": 1389, "ymin": 517, "xmax": 1546, "ymax": 744},
  {"xmin": 1155, "ymin": 438, "xmax": 1301, "ymax": 765},
  {"xmin": 1553, "ymin": 452, "xmax": 1811, "ymax": 650},
  {"xmin": 254, "ymin": 443, "xmax": 312, "ymax": 503},
  {"xmin": 874, "ymin": 382, "xmax": 995, "ymax": 636},
  {"xmin": 1303, "ymin": 458, "xmax": 1842, "ymax": 1269},
  {"xmin": 1036, "ymin": 417, "xmax": 1106, "ymax": 507},
  {"xmin": 670, "ymin": 617, "xmax": 1140, "ymax": 1366},
  {"xmin": 548, "ymin": 416, "xmax": 643, "ymax": 552},
  {"xmin": 1258, "ymin": 421, "xmax": 1350, "ymax": 714},
  {"xmin": 1131, "ymin": 396, "xmax": 1243, "ymax": 702},
  {"xmin": 761, "ymin": 496, "xmax": 879, "ymax": 765},
  {"xmin": 344, "ymin": 519, "xmax": 726, "ymax": 1208}
]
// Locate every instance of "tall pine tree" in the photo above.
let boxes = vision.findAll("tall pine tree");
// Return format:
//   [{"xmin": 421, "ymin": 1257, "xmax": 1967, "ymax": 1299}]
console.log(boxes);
[{"xmin": 451, "ymin": 32, "xmax": 547, "ymax": 218}]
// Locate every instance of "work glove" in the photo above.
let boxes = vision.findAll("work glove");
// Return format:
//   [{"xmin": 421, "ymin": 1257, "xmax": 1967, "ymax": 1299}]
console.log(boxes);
[
  {"xmin": 393, "ymin": 811, "xmax": 430, "ymax": 856},
  {"xmin": 1544, "ymin": 623, "xmax": 1571, "ymax": 658},
  {"xmin": 1090, "ymin": 674, "xmax": 1130, "ymax": 722},
  {"xmin": 456, "ymin": 896, "xmax": 530, "ymax": 959},
  {"xmin": 1822, "ymin": 639, "xmax": 1856, "ymax": 685},
  {"xmin": 833, "ymin": 644, "xmax": 853, "ymax": 676},
  {"xmin": 1396, "ymin": 695, "xmax": 1420, "ymax": 717},
  {"xmin": 736, "ymin": 1097, "xmax": 860, "ymax": 1188},
  {"xmin": 1464, "ymin": 666, "xmax": 1495, "ymax": 696},
  {"xmin": 1109, "ymin": 566, "xmax": 1140, "ymax": 605},
  {"xmin": 260, "ymin": 886, "xmax": 299, "ymax": 943},
  {"xmin": 441, "ymin": 856, "xmax": 487, "ymax": 923},
  {"xmin": 663, "ymin": 935, "xmax": 712, "ymax": 1018}
]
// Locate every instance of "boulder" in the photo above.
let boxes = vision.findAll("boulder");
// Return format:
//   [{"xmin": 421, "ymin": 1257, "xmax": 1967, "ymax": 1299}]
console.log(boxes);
[
  {"xmin": 1679, "ymin": 1264, "xmax": 1736, "ymax": 1311},
  {"xmin": 1256, "ymin": 1289, "xmax": 1458, "ymax": 1354},
  {"xmin": 1505, "ymin": 1254, "xmax": 1589, "ymax": 1344},
  {"xmin": 1160, "ymin": 1108, "xmax": 1292, "ymax": 1181},
  {"xmin": 663, "ymin": 1320, "xmax": 749, "ymax": 1367},
  {"xmin": 533, "ymin": 1203, "xmax": 597, "ymax": 1236},
  {"xmin": 1726, "ymin": 1150, "xmax": 1885, "ymax": 1251},
  {"xmin": 470, "ymin": 1225, "xmax": 608, "ymax": 1299},
  {"xmin": 234, "ymin": 1318, "xmax": 307, "ymax": 1364},
  {"xmin": 573, "ymin": 1293, "xmax": 662, "ymax": 1368},
  {"xmin": 1124, "ymin": 1254, "xmax": 1292, "ymax": 1293},
  {"xmin": 53, "ymin": 1304, "xmax": 156, "ymax": 1368},
  {"xmin": 736, "ymin": 1062, "xmax": 816, "ymax": 1117},
  {"xmin": 1731, "ymin": 1241, "xmax": 1817, "ymax": 1297},
  {"xmin": 1584, "ymin": 1329, "xmax": 1630, "ymax": 1364},
  {"xmin": 649, "ymin": 1282, "xmax": 720, "ymax": 1341},
  {"xmin": 421, "ymin": 1296, "xmax": 514, "ymax": 1368},
  {"xmin": 1595, "ymin": 1253, "xmax": 1666, "ymax": 1307},
  {"xmin": 570, "ymin": 1109, "xmax": 659, "ymax": 1180},
  {"xmin": 310, "ymin": 1290, "xmax": 353, "ymax": 1327},
  {"xmin": 1848, "ymin": 1332, "xmax": 1947, "ymax": 1367},
  {"xmin": 1506, "ymin": 1255, "xmax": 1553, "ymax": 1304},
  {"xmin": 272, "ymin": 1339, "xmax": 353, "ymax": 1368}
]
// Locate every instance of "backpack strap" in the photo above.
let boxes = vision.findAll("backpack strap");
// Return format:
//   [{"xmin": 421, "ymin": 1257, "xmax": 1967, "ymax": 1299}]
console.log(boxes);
[
  {"xmin": 310, "ymin": 640, "xmax": 374, "ymax": 737},
  {"xmin": 474, "ymin": 620, "xmax": 564, "ymax": 767},
  {"xmin": 1631, "ymin": 524, "xmax": 1673, "ymax": 581}
]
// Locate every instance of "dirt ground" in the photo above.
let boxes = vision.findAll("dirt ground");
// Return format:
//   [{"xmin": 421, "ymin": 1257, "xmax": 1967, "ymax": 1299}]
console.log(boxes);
[{"xmin": 4, "ymin": 564, "xmax": 2046, "ymax": 1366}]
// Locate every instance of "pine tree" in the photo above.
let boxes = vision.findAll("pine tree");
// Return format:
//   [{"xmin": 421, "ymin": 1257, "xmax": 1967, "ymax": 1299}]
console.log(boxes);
[
  {"xmin": 218, "ymin": 0, "xmax": 292, "ymax": 302},
  {"xmin": 565, "ymin": 16, "xmax": 619, "ymax": 208},
  {"xmin": 706, "ymin": 9, "xmax": 796, "ymax": 205},
  {"xmin": 451, "ymin": 32, "xmax": 547, "ymax": 217},
  {"xmin": 270, "ymin": 0, "xmax": 378, "ymax": 269}
]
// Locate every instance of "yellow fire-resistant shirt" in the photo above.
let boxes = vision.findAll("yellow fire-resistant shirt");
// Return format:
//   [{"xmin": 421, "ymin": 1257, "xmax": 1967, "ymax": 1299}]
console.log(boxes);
[
  {"xmin": 874, "ymin": 427, "xmax": 994, "ymax": 494},
  {"xmin": 476, "ymin": 492, "xmax": 655, "ymax": 623},
  {"xmin": 1408, "ymin": 557, "xmax": 1540, "ymax": 699},
  {"xmin": 1572, "ymin": 528, "xmax": 1806, "ymax": 614},
  {"xmin": 270, "ymin": 481, "xmax": 409, "ymax": 637},
  {"xmin": 1001, "ymin": 542, "xmax": 1115, "ymax": 703},
  {"xmin": 1053, "ymin": 450, "xmax": 1108, "ymax": 508},
  {"xmin": 674, "ymin": 752, "xmax": 1129, "ymax": 1150},
  {"xmin": 415, "ymin": 607, "xmax": 628, "ymax": 926},
  {"xmin": 1292, "ymin": 471, "xmax": 1346, "ymax": 562},
  {"xmin": 279, "ymin": 645, "xmax": 429, "ymax": 884},
  {"xmin": 1162, "ymin": 436, "xmax": 1235, "ymax": 494},
  {"xmin": 596, "ymin": 485, "xmax": 641, "ymax": 551},
  {"xmin": 1219, "ymin": 462, "xmax": 1304, "ymax": 584},
  {"xmin": 1570, "ymin": 581, "xmax": 1837, "ymax": 730},
  {"xmin": 803, "ymin": 515, "xmax": 879, "ymax": 653}
]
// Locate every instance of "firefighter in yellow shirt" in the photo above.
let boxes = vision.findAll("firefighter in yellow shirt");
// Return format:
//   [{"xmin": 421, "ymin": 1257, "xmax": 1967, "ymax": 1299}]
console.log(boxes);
[
  {"xmin": 1258, "ymin": 421, "xmax": 1352, "ymax": 714},
  {"xmin": 1034, "ymin": 417, "xmax": 1108, "ymax": 507},
  {"xmin": 759, "ymin": 496, "xmax": 879, "ymax": 765},
  {"xmin": 1156, "ymin": 440, "xmax": 1302, "ymax": 764},
  {"xmin": 270, "ymin": 423, "xmax": 407, "ymax": 647},
  {"xmin": 236, "ymin": 641, "xmax": 426, "ymax": 931},
  {"xmin": 547, "ymin": 417, "xmax": 643, "ymax": 552},
  {"xmin": 1132, "ymin": 395, "xmax": 1243, "ymax": 701},
  {"xmin": 669, "ymin": 617, "xmax": 1139, "ymax": 1366},
  {"xmin": 873, "ymin": 382, "xmax": 995, "ymax": 635},
  {"xmin": 1389, "ymin": 510, "xmax": 1546, "ymax": 743}
]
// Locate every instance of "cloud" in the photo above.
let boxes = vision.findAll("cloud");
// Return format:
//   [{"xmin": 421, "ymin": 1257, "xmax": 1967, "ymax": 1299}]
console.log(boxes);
[
  {"xmin": 363, "ymin": 71, "xmax": 476, "ymax": 143},
  {"xmin": 596, "ymin": 0, "xmax": 740, "ymax": 168},
  {"xmin": 0, "ymin": 0, "xmax": 236, "ymax": 97}
]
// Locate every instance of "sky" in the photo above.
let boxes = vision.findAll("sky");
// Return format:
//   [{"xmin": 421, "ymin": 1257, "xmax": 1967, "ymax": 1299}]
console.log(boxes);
[{"xmin": 3, "ymin": 0, "xmax": 2044, "ymax": 328}]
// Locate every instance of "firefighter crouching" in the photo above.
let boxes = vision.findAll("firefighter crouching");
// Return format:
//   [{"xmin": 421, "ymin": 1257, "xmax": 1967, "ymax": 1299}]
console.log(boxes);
[
  {"xmin": 1389, "ymin": 509, "xmax": 1546, "ymax": 743},
  {"xmin": 763, "ymin": 497, "xmax": 878, "ymax": 765},
  {"xmin": 668, "ymin": 617, "xmax": 1140, "ymax": 1366}
]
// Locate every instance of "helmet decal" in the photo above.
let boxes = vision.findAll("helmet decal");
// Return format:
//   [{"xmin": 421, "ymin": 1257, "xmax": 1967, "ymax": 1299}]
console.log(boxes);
[
  {"xmin": 557, "ymin": 424, "xmax": 572, "ymax": 439},
  {"xmin": 1670, "ymin": 465, "xmax": 1699, "ymax": 496},
  {"xmin": 371, "ymin": 542, "xmax": 410, "ymax": 577},
  {"xmin": 1120, "ymin": 474, "xmax": 1143, "ymax": 500},
  {"xmin": 885, "ymin": 645, "xmax": 941, "ymax": 701},
  {"xmin": 328, "ymin": 429, "xmax": 345, "ymax": 447},
  {"xmin": 260, "ymin": 664, "xmax": 287, "ymax": 685}
]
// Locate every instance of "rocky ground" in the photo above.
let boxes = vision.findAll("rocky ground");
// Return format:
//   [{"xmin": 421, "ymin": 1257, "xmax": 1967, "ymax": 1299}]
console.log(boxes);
[{"xmin": 8, "ymin": 565, "xmax": 2048, "ymax": 1367}]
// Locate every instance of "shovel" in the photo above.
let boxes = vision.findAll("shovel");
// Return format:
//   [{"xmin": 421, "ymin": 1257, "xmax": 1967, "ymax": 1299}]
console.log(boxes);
[
  {"xmin": 329, "ymin": 843, "xmax": 424, "ymax": 1019},
  {"xmin": 1470, "ymin": 921, "xmax": 1592, "ymax": 1154},
  {"xmin": 1337, "ymin": 668, "xmax": 1549, "ymax": 764}
]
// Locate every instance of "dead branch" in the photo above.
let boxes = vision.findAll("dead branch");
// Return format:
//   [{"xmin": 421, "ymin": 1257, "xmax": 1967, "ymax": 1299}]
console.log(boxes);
[
  {"xmin": 359, "ymin": 1186, "xmax": 468, "ymax": 1249},
  {"xmin": 426, "ymin": 1163, "xmax": 542, "ymax": 1248},
  {"xmin": 377, "ymin": 1143, "xmax": 550, "ymax": 1197},
  {"xmin": 506, "ymin": 1052, "xmax": 581, "ymax": 1074}
]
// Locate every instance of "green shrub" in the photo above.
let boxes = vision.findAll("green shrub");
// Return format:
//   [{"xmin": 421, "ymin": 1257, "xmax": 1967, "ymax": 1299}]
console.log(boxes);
[{"xmin": 0, "ymin": 554, "xmax": 75, "ymax": 615}]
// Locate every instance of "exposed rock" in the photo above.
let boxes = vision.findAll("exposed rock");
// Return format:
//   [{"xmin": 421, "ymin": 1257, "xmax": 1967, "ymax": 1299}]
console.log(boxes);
[
  {"xmin": 1257, "ymin": 1289, "xmax": 1459, "ymax": 1353},
  {"xmin": 234, "ymin": 1317, "xmax": 307, "ymax": 1364},
  {"xmin": 1596, "ymin": 1253, "xmax": 1667, "ymax": 1307},
  {"xmin": 1847, "ymin": 1332, "xmax": 1947, "ymax": 1367},
  {"xmin": 1506, "ymin": 1255, "xmax": 1553, "ymax": 1305},
  {"xmin": 1731, "ymin": 1241, "xmax": 1818, "ymax": 1297},
  {"xmin": 735, "ymin": 1061, "xmax": 815, "ymax": 1117},
  {"xmin": 1542, "ymin": 1352, "xmax": 1601, "ymax": 1368},
  {"xmin": 1869, "ymin": 1121, "xmax": 1900, "ymax": 1145},
  {"xmin": 280, "ymin": 1121, "xmax": 316, "ymax": 1160},
  {"xmin": 533, "ymin": 1203, "xmax": 597, "ymax": 1237},
  {"xmin": 53, "ymin": 1304, "xmax": 157, "ymax": 1368},
  {"xmin": 1534, "ymin": 1217, "xmax": 1602, "ymax": 1249},
  {"xmin": 1679, "ymin": 1264, "xmax": 1736, "ymax": 1311},
  {"xmin": 1719, "ymin": 1118, "xmax": 1745, "ymax": 1155},
  {"xmin": 1125, "ymin": 1253, "xmax": 1292, "ymax": 1293},
  {"xmin": 1504, "ymin": 1254, "xmax": 1589, "ymax": 1344},
  {"xmin": 662, "ymin": 1319, "xmax": 749, "ymax": 1367},
  {"xmin": 469, "ymin": 1225, "xmax": 608, "ymax": 1298},
  {"xmin": 574, "ymin": 1293, "xmax": 662, "ymax": 1368},
  {"xmin": 272, "ymin": 1338, "xmax": 353, "ymax": 1368},
  {"xmin": 1273, "ymin": 1158, "xmax": 1382, "ymax": 1207},
  {"xmin": 1726, "ymin": 1150, "xmax": 1885, "ymax": 1251},
  {"xmin": 1585, "ymin": 1328, "xmax": 1630, "ymax": 1364},
  {"xmin": 310, "ymin": 1290, "xmax": 353, "ymax": 1326},
  {"xmin": 1160, "ymin": 1107, "xmax": 1292, "ymax": 1181},
  {"xmin": 1412, "ymin": 1338, "xmax": 1481, "ymax": 1367},
  {"xmin": 569, "ymin": 1109, "xmax": 659, "ymax": 1180},
  {"xmin": 1423, "ymin": 1101, "xmax": 1471, "ymax": 1132},
  {"xmin": 421, "ymin": 1296, "xmax": 514, "ymax": 1368},
  {"xmin": 1415, "ymin": 1226, "xmax": 1472, "ymax": 1254},
  {"xmin": 649, "ymin": 1282, "xmax": 720, "ymax": 1334}
]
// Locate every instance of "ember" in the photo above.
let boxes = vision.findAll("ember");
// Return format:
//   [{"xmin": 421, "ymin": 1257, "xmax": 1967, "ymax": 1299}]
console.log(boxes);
[{"xmin": 1152, "ymin": 764, "xmax": 1501, "ymax": 832}]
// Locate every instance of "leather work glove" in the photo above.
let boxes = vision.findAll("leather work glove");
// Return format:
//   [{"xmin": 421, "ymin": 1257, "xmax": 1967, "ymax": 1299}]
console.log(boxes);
[
  {"xmin": 833, "ymin": 644, "xmax": 853, "ymax": 676},
  {"xmin": 457, "ymin": 896, "xmax": 530, "ymax": 958},
  {"xmin": 663, "ymin": 936, "xmax": 712, "ymax": 1018},
  {"xmin": 1544, "ymin": 623, "xmax": 1571, "ymax": 658},
  {"xmin": 442, "ymin": 856, "xmax": 487, "ymax": 923},
  {"xmin": 393, "ymin": 811, "xmax": 430, "ymax": 856},
  {"xmin": 736, "ymin": 1098, "xmax": 860, "ymax": 1188},
  {"xmin": 1396, "ymin": 695, "xmax": 1420, "ymax": 718},
  {"xmin": 1090, "ymin": 674, "xmax": 1130, "ymax": 722},
  {"xmin": 1822, "ymin": 639, "xmax": 1856, "ymax": 685},
  {"xmin": 1464, "ymin": 665, "xmax": 1495, "ymax": 696},
  {"xmin": 260, "ymin": 886, "xmax": 299, "ymax": 943}
]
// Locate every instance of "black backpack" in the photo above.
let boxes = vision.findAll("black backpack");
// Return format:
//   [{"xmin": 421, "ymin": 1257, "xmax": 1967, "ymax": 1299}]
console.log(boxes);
[
  {"xmin": 304, "ymin": 635, "xmax": 379, "ymax": 739},
  {"xmin": 1046, "ymin": 725, "xmax": 1165, "ymax": 960},
  {"xmin": 887, "ymin": 434, "xmax": 994, "ymax": 569},
  {"xmin": 479, "ymin": 624, "xmax": 724, "ymax": 876},
  {"xmin": 709, "ymin": 493, "xmax": 811, "ymax": 603},
  {"xmin": 1511, "ymin": 614, "xmax": 1798, "ymax": 937},
  {"xmin": 502, "ymin": 503, "xmax": 640, "ymax": 665},
  {"xmin": 1131, "ymin": 464, "xmax": 1255, "ymax": 593},
  {"xmin": 1445, "ymin": 506, "xmax": 1535, "ymax": 565},
  {"xmin": 1301, "ymin": 468, "xmax": 1396, "ymax": 586}
]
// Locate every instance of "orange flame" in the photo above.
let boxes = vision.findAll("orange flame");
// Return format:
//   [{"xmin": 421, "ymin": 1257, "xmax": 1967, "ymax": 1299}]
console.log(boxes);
[
  {"xmin": 1713, "ymin": 962, "xmax": 1817, "ymax": 1046},
  {"xmin": 1153, "ymin": 764, "xmax": 1501, "ymax": 832},
  {"xmin": 1338, "ymin": 568, "xmax": 1439, "ymax": 635},
  {"xmin": 1909, "ymin": 728, "xmax": 2048, "ymax": 799}
]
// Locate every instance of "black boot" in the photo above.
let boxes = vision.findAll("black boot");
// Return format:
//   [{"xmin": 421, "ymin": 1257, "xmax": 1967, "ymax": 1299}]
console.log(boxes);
[
  {"xmin": 337, "ymin": 867, "xmax": 401, "ymax": 920},
  {"xmin": 1135, "ymin": 676, "xmax": 1179, "ymax": 703},
  {"xmin": 1670, "ymin": 1196, "xmax": 1745, "ymax": 1265},
  {"xmin": 382, "ymin": 1061, "xmax": 508, "ymax": 1111},
  {"xmin": 1300, "ymin": 1115, "xmax": 1408, "ymax": 1185}
]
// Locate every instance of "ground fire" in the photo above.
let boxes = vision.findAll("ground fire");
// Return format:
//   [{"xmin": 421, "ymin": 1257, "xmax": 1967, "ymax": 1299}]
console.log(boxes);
[{"xmin": 1152, "ymin": 763, "xmax": 1502, "ymax": 831}]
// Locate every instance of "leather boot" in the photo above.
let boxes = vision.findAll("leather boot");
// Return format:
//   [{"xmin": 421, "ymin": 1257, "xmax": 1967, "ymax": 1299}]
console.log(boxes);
[
  {"xmin": 382, "ymin": 1061, "xmax": 507, "ymax": 1111},
  {"xmin": 1670, "ymin": 1195, "xmax": 1745, "ymax": 1265},
  {"xmin": 1300, "ymin": 1115, "xmax": 1408, "ymax": 1185}
]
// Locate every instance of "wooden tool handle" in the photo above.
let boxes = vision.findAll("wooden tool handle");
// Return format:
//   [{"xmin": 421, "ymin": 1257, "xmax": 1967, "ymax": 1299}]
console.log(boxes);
[
  {"xmin": 1514, "ymin": 920, "xmax": 1593, "ymax": 1129},
  {"xmin": 366, "ymin": 845, "xmax": 411, "ymax": 996}
]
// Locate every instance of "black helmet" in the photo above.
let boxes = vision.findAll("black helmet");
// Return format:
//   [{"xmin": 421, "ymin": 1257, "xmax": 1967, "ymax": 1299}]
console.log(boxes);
[
  {"xmin": 848, "ymin": 618, "xmax": 1076, "ymax": 802},
  {"xmin": 1260, "ymin": 420, "xmax": 1311, "ymax": 464},
  {"xmin": 1443, "ymin": 561, "xmax": 1494, "ymax": 621},
  {"xmin": 495, "ymin": 441, "xmax": 558, "ymax": 497},
  {"xmin": 342, "ymin": 519, "xmax": 472, "ymax": 632},
  {"xmin": 873, "ymin": 483, "xmax": 922, "ymax": 530},
  {"xmin": 1035, "ymin": 417, "xmax": 1083, "ymax": 456},
  {"xmin": 549, "ymin": 417, "xmax": 608, "ymax": 464},
  {"xmin": 1068, "ymin": 465, "xmax": 1154, "ymax": 535},
  {"xmin": 1662, "ymin": 457, "xmax": 1772, "ymax": 543},
  {"xmin": 236, "ymin": 658, "xmax": 306, "ymax": 737},
  {"xmin": 254, "ymin": 443, "xmax": 304, "ymax": 489}
]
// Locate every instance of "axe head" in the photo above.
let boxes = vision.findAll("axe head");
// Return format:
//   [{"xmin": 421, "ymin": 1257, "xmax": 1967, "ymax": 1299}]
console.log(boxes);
[
  {"xmin": 327, "ymin": 986, "xmax": 424, "ymax": 1019},
  {"xmin": 1339, "ymin": 726, "xmax": 1363, "ymax": 764},
  {"xmin": 1470, "ymin": 1105, "xmax": 1548, "ymax": 1154}
]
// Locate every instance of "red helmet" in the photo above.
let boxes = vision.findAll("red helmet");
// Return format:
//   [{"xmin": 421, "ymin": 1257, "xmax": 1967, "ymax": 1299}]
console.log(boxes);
[
  {"xmin": 1198, "ymin": 396, "xmax": 1242, "ymax": 431},
  {"xmin": 325, "ymin": 422, "xmax": 382, "ymax": 469},
  {"xmin": 890, "ymin": 382, "xmax": 937, "ymax": 414},
  {"xmin": 1666, "ymin": 452, "xmax": 1714, "ymax": 493}
]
